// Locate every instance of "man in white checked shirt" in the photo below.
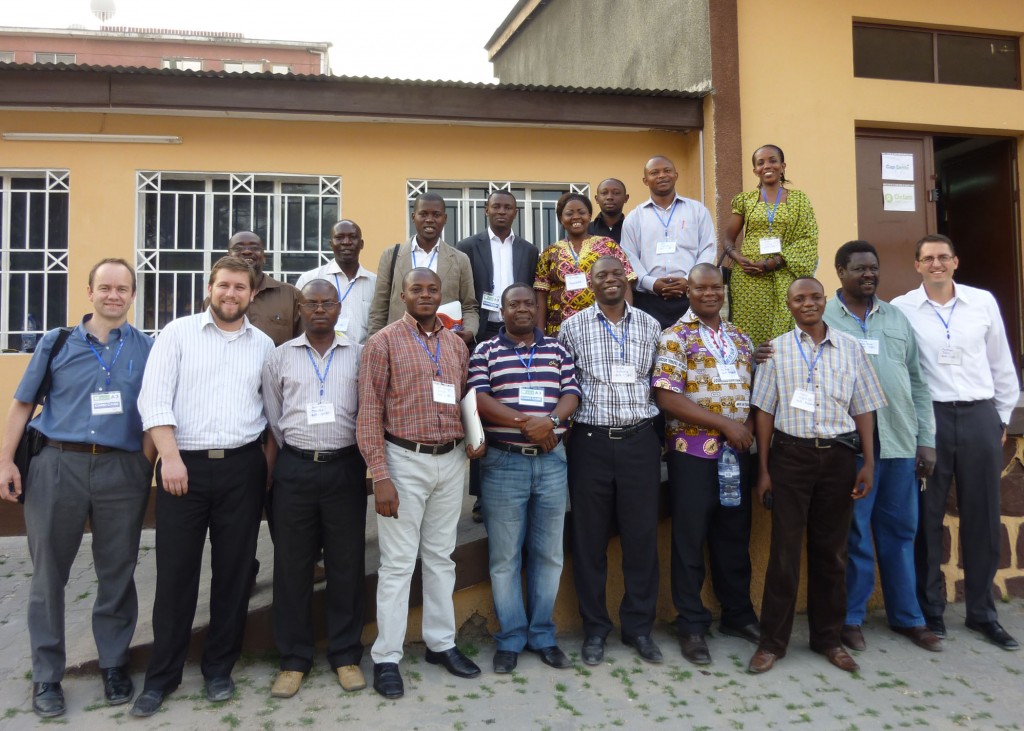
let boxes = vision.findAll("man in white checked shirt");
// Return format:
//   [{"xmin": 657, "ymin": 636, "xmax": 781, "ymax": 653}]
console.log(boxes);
[
  {"xmin": 132, "ymin": 256, "xmax": 275, "ymax": 718},
  {"xmin": 261, "ymin": 279, "xmax": 368, "ymax": 699}
]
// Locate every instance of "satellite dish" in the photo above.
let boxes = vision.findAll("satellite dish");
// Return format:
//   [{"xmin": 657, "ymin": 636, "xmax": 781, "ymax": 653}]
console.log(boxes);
[{"xmin": 91, "ymin": 0, "xmax": 116, "ymax": 22}]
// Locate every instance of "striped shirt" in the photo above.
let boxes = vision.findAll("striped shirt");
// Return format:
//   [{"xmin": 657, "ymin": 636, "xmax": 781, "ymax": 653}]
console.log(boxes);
[
  {"xmin": 138, "ymin": 309, "xmax": 274, "ymax": 450},
  {"xmin": 750, "ymin": 325, "xmax": 887, "ymax": 439},
  {"xmin": 467, "ymin": 327, "xmax": 581, "ymax": 445},
  {"xmin": 294, "ymin": 263, "xmax": 377, "ymax": 345},
  {"xmin": 262, "ymin": 333, "xmax": 362, "ymax": 451},
  {"xmin": 357, "ymin": 312, "xmax": 469, "ymax": 482},
  {"xmin": 558, "ymin": 302, "xmax": 661, "ymax": 427},
  {"xmin": 620, "ymin": 194, "xmax": 717, "ymax": 293}
]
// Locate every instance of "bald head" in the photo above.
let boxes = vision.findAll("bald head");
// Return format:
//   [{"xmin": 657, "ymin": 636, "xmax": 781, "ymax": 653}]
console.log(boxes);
[{"xmin": 642, "ymin": 156, "xmax": 679, "ymax": 198}]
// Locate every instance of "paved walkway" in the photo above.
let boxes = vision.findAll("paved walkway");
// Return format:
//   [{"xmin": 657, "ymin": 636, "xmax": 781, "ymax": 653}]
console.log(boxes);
[{"xmin": 0, "ymin": 529, "xmax": 1022, "ymax": 730}]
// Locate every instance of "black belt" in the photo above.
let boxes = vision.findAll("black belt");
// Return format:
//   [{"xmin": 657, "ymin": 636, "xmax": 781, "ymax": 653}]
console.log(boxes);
[
  {"xmin": 179, "ymin": 440, "xmax": 262, "ymax": 460},
  {"xmin": 575, "ymin": 418, "xmax": 654, "ymax": 440},
  {"xmin": 284, "ymin": 443, "xmax": 359, "ymax": 463},
  {"xmin": 44, "ymin": 439, "xmax": 116, "ymax": 454},
  {"xmin": 487, "ymin": 439, "xmax": 543, "ymax": 456},
  {"xmin": 936, "ymin": 399, "xmax": 986, "ymax": 407},
  {"xmin": 385, "ymin": 433, "xmax": 459, "ymax": 455},
  {"xmin": 773, "ymin": 432, "xmax": 859, "ymax": 450}
]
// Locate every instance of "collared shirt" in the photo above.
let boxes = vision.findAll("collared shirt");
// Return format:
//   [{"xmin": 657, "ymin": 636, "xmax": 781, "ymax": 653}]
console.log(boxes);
[
  {"xmin": 467, "ymin": 326, "xmax": 581, "ymax": 446},
  {"xmin": 246, "ymin": 274, "xmax": 304, "ymax": 346},
  {"xmin": 588, "ymin": 212, "xmax": 624, "ymax": 243},
  {"xmin": 824, "ymin": 293, "xmax": 935, "ymax": 458},
  {"xmin": 487, "ymin": 227, "xmax": 516, "ymax": 323},
  {"xmin": 356, "ymin": 312, "xmax": 469, "ymax": 481},
  {"xmin": 262, "ymin": 333, "xmax": 361, "ymax": 451},
  {"xmin": 294, "ymin": 262, "xmax": 377, "ymax": 344},
  {"xmin": 652, "ymin": 310, "xmax": 753, "ymax": 459},
  {"xmin": 750, "ymin": 325, "xmax": 886, "ymax": 439},
  {"xmin": 620, "ymin": 194, "xmax": 717, "ymax": 293},
  {"xmin": 138, "ymin": 309, "xmax": 274, "ymax": 450},
  {"xmin": 409, "ymin": 236, "xmax": 441, "ymax": 273},
  {"xmin": 558, "ymin": 302, "xmax": 661, "ymax": 427},
  {"xmin": 16, "ymin": 316, "xmax": 153, "ymax": 452},
  {"xmin": 891, "ymin": 283, "xmax": 1020, "ymax": 423}
]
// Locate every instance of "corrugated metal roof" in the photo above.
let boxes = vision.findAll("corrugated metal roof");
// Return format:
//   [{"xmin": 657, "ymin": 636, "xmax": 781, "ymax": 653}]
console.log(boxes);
[{"xmin": 0, "ymin": 61, "xmax": 706, "ymax": 98}]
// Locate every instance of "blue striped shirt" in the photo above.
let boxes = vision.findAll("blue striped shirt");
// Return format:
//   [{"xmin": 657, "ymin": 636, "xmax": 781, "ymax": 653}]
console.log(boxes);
[{"xmin": 468, "ymin": 327, "xmax": 581, "ymax": 446}]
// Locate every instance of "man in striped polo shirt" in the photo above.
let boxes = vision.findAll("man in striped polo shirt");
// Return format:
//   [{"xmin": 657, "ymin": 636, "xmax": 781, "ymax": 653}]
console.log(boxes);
[{"xmin": 467, "ymin": 283, "xmax": 581, "ymax": 674}]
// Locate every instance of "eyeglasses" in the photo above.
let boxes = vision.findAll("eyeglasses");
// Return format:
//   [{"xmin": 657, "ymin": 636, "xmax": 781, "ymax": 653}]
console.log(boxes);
[
  {"xmin": 298, "ymin": 301, "xmax": 341, "ymax": 312},
  {"xmin": 918, "ymin": 255, "xmax": 954, "ymax": 265}
]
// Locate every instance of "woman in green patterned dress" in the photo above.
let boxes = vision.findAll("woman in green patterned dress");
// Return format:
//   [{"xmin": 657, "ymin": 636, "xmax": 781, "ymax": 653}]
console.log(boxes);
[
  {"xmin": 721, "ymin": 144, "xmax": 819, "ymax": 346},
  {"xmin": 534, "ymin": 192, "xmax": 635, "ymax": 335}
]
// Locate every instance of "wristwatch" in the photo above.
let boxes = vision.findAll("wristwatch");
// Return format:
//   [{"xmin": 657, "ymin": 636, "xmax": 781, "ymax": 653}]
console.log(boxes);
[{"xmin": 548, "ymin": 414, "xmax": 560, "ymax": 428}]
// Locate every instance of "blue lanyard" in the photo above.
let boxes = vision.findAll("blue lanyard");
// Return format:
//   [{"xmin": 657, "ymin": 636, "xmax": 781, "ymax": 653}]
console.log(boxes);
[
  {"xmin": 565, "ymin": 240, "xmax": 583, "ymax": 267},
  {"xmin": 927, "ymin": 300, "xmax": 957, "ymax": 342},
  {"xmin": 407, "ymin": 325, "xmax": 442, "ymax": 376},
  {"xmin": 650, "ymin": 199, "xmax": 678, "ymax": 238},
  {"xmin": 514, "ymin": 344, "xmax": 536, "ymax": 382},
  {"xmin": 761, "ymin": 187, "xmax": 782, "ymax": 233},
  {"xmin": 411, "ymin": 244, "xmax": 438, "ymax": 270},
  {"xmin": 333, "ymin": 274, "xmax": 357, "ymax": 305},
  {"xmin": 794, "ymin": 329, "xmax": 825, "ymax": 384},
  {"xmin": 598, "ymin": 312, "xmax": 630, "ymax": 361},
  {"xmin": 84, "ymin": 330, "xmax": 127, "ymax": 387},
  {"xmin": 305, "ymin": 345, "xmax": 336, "ymax": 401},
  {"xmin": 837, "ymin": 292, "xmax": 872, "ymax": 335}
]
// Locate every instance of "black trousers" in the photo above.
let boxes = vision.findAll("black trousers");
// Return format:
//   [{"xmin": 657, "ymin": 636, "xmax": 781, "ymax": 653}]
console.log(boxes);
[
  {"xmin": 632, "ymin": 290, "xmax": 689, "ymax": 330},
  {"xmin": 144, "ymin": 443, "xmax": 266, "ymax": 692},
  {"xmin": 667, "ymin": 451, "xmax": 757, "ymax": 634},
  {"xmin": 272, "ymin": 446, "xmax": 367, "ymax": 671},
  {"xmin": 758, "ymin": 436, "xmax": 855, "ymax": 655},
  {"xmin": 567, "ymin": 422, "xmax": 661, "ymax": 639},
  {"xmin": 916, "ymin": 399, "xmax": 1003, "ymax": 623}
]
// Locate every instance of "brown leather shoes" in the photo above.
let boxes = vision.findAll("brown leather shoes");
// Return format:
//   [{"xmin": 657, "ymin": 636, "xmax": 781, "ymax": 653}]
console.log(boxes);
[
  {"xmin": 891, "ymin": 625, "xmax": 943, "ymax": 652},
  {"xmin": 822, "ymin": 646, "xmax": 859, "ymax": 672},
  {"xmin": 747, "ymin": 648, "xmax": 781, "ymax": 674},
  {"xmin": 840, "ymin": 624, "xmax": 866, "ymax": 651}
]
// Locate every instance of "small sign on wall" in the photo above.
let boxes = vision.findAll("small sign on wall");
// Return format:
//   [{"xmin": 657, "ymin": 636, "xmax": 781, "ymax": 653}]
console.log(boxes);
[
  {"xmin": 881, "ymin": 152, "xmax": 914, "ymax": 181},
  {"xmin": 883, "ymin": 183, "xmax": 916, "ymax": 212}
]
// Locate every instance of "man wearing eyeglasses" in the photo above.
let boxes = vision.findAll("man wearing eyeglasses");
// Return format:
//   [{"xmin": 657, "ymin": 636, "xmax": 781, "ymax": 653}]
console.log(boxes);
[
  {"xmin": 261, "ymin": 280, "xmax": 368, "ymax": 699},
  {"xmin": 892, "ymin": 234, "xmax": 1020, "ymax": 651},
  {"xmin": 226, "ymin": 231, "xmax": 303, "ymax": 346}
]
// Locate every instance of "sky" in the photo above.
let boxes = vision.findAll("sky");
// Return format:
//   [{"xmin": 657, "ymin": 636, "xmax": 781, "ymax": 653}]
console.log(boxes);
[{"xmin": 3, "ymin": 0, "xmax": 521, "ymax": 81}]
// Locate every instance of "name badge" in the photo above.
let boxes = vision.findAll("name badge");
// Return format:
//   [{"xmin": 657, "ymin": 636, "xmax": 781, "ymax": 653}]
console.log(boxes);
[
  {"xmin": 564, "ymin": 272, "xmax": 588, "ymax": 292},
  {"xmin": 759, "ymin": 237, "xmax": 782, "ymax": 255},
  {"xmin": 432, "ymin": 381, "xmax": 457, "ymax": 405},
  {"xmin": 655, "ymin": 240, "xmax": 677, "ymax": 255},
  {"xmin": 938, "ymin": 346, "xmax": 963, "ymax": 366},
  {"xmin": 716, "ymin": 363, "xmax": 741, "ymax": 383},
  {"xmin": 519, "ymin": 387, "xmax": 545, "ymax": 407},
  {"xmin": 790, "ymin": 388, "xmax": 816, "ymax": 413},
  {"xmin": 481, "ymin": 292, "xmax": 501, "ymax": 312},
  {"xmin": 335, "ymin": 317, "xmax": 350, "ymax": 334},
  {"xmin": 611, "ymin": 363, "xmax": 636, "ymax": 383},
  {"xmin": 858, "ymin": 338, "xmax": 880, "ymax": 355},
  {"xmin": 306, "ymin": 402, "xmax": 336, "ymax": 425},
  {"xmin": 91, "ymin": 391, "xmax": 123, "ymax": 416}
]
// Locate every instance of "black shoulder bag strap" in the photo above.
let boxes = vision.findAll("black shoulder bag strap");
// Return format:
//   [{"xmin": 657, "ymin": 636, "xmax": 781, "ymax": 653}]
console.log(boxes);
[
  {"xmin": 389, "ymin": 243, "xmax": 401, "ymax": 285},
  {"xmin": 34, "ymin": 327, "xmax": 73, "ymax": 405}
]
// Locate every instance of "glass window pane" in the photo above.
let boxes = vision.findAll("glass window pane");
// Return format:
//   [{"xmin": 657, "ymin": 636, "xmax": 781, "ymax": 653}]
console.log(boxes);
[
  {"xmin": 853, "ymin": 26, "xmax": 934, "ymax": 82},
  {"xmin": 938, "ymin": 34, "xmax": 1019, "ymax": 88}
]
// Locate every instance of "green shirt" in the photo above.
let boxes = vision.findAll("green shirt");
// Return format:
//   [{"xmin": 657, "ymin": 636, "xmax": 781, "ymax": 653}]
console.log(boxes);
[{"xmin": 824, "ymin": 293, "xmax": 935, "ymax": 459}]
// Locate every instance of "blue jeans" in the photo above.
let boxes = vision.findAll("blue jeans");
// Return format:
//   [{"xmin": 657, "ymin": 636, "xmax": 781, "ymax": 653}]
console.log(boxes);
[
  {"xmin": 480, "ymin": 442, "xmax": 568, "ymax": 652},
  {"xmin": 845, "ymin": 455, "xmax": 926, "ymax": 628}
]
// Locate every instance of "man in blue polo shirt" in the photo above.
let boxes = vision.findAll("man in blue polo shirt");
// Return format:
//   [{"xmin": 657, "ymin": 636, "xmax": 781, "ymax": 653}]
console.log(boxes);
[
  {"xmin": 0, "ymin": 258, "xmax": 154, "ymax": 718},
  {"xmin": 467, "ymin": 282, "xmax": 580, "ymax": 674}
]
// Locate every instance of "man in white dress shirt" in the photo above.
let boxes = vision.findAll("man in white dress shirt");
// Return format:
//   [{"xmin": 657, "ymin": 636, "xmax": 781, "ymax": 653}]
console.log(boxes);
[
  {"xmin": 892, "ymin": 234, "xmax": 1020, "ymax": 651},
  {"xmin": 131, "ymin": 256, "xmax": 276, "ymax": 716}
]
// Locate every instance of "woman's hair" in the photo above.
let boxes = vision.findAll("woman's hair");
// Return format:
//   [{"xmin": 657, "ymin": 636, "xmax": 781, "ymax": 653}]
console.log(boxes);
[
  {"xmin": 752, "ymin": 144, "xmax": 789, "ymax": 186},
  {"xmin": 556, "ymin": 191, "xmax": 593, "ymax": 219}
]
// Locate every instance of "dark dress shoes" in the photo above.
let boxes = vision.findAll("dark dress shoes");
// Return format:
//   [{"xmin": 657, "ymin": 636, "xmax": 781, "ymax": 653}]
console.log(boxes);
[
  {"xmin": 965, "ymin": 619, "xmax": 1020, "ymax": 650},
  {"xmin": 492, "ymin": 650, "xmax": 518, "ymax": 674},
  {"xmin": 581, "ymin": 635, "xmax": 605, "ymax": 666},
  {"xmin": 529, "ymin": 645, "xmax": 572, "ymax": 669},
  {"xmin": 840, "ymin": 624, "xmax": 867, "ymax": 651},
  {"xmin": 425, "ymin": 647, "xmax": 482, "ymax": 678},
  {"xmin": 623, "ymin": 634, "xmax": 663, "ymax": 664},
  {"xmin": 205, "ymin": 676, "xmax": 235, "ymax": 702},
  {"xmin": 718, "ymin": 622, "xmax": 761, "ymax": 645},
  {"xmin": 925, "ymin": 615, "xmax": 947, "ymax": 639},
  {"xmin": 102, "ymin": 665, "xmax": 134, "ymax": 705},
  {"xmin": 679, "ymin": 634, "xmax": 712, "ymax": 665},
  {"xmin": 373, "ymin": 662, "xmax": 404, "ymax": 699},
  {"xmin": 32, "ymin": 682, "xmax": 65, "ymax": 718},
  {"xmin": 891, "ymin": 625, "xmax": 943, "ymax": 652},
  {"xmin": 822, "ymin": 646, "xmax": 860, "ymax": 673},
  {"xmin": 747, "ymin": 648, "xmax": 780, "ymax": 674},
  {"xmin": 130, "ymin": 689, "xmax": 166, "ymax": 717}
]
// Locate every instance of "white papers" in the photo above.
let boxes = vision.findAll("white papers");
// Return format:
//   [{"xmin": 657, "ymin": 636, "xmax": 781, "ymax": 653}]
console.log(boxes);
[
  {"xmin": 460, "ymin": 386, "xmax": 486, "ymax": 448},
  {"xmin": 883, "ymin": 184, "xmax": 916, "ymax": 212},
  {"xmin": 436, "ymin": 300, "xmax": 464, "ymax": 330},
  {"xmin": 881, "ymin": 152, "xmax": 914, "ymax": 181}
]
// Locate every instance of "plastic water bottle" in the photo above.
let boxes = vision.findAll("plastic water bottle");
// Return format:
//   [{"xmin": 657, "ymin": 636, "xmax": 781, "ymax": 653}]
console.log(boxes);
[{"xmin": 718, "ymin": 444, "xmax": 741, "ymax": 507}]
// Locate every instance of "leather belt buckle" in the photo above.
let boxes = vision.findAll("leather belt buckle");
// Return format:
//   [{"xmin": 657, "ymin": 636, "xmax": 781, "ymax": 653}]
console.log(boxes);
[
  {"xmin": 521, "ymin": 446, "xmax": 539, "ymax": 456},
  {"xmin": 815, "ymin": 438, "xmax": 832, "ymax": 449},
  {"xmin": 607, "ymin": 427, "xmax": 625, "ymax": 440},
  {"xmin": 208, "ymin": 449, "xmax": 225, "ymax": 459},
  {"xmin": 313, "ymin": 451, "xmax": 331, "ymax": 463}
]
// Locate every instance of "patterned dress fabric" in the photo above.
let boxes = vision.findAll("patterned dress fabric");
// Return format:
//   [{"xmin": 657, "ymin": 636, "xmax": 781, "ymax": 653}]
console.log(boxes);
[
  {"xmin": 729, "ymin": 188, "xmax": 818, "ymax": 346},
  {"xmin": 533, "ymin": 236, "xmax": 636, "ymax": 336}
]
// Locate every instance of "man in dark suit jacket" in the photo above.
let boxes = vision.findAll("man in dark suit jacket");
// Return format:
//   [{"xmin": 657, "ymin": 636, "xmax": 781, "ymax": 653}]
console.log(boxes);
[{"xmin": 457, "ymin": 190, "xmax": 539, "ymax": 343}]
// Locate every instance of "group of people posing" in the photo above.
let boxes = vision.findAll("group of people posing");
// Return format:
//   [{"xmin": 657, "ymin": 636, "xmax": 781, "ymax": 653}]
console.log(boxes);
[{"xmin": 0, "ymin": 150, "xmax": 1019, "ymax": 722}]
